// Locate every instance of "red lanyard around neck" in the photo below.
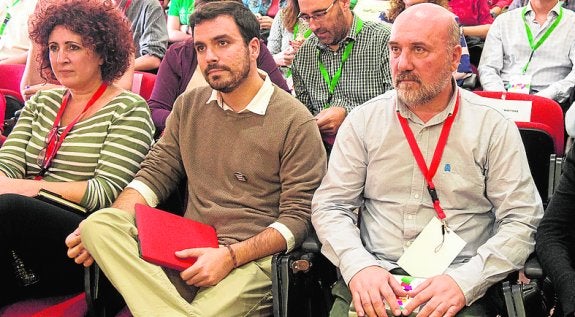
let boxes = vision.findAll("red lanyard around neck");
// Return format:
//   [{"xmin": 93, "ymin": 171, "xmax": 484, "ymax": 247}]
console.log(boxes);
[
  {"xmin": 122, "ymin": 0, "xmax": 132, "ymax": 13},
  {"xmin": 396, "ymin": 92, "xmax": 460, "ymax": 221},
  {"xmin": 36, "ymin": 83, "xmax": 108, "ymax": 179}
]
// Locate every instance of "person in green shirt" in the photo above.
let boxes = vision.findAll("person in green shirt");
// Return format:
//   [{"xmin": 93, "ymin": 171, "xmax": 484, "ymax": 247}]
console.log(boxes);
[{"xmin": 167, "ymin": 0, "xmax": 195, "ymax": 42}]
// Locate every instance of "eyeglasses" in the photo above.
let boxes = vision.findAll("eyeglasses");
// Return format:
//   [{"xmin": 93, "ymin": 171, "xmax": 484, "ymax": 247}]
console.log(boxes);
[
  {"xmin": 37, "ymin": 127, "xmax": 60, "ymax": 172},
  {"xmin": 298, "ymin": 0, "xmax": 337, "ymax": 23}
]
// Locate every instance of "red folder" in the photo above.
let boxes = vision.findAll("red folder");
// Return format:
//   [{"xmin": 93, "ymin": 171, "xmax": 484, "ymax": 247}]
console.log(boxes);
[{"xmin": 135, "ymin": 204, "xmax": 218, "ymax": 271}]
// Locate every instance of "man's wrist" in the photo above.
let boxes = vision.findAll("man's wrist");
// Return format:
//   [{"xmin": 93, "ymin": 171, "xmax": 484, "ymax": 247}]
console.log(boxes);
[{"xmin": 225, "ymin": 244, "xmax": 239, "ymax": 268}]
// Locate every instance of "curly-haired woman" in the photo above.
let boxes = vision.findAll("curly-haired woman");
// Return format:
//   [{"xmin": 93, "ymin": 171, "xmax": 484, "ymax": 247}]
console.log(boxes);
[{"xmin": 0, "ymin": 0, "xmax": 154, "ymax": 306}]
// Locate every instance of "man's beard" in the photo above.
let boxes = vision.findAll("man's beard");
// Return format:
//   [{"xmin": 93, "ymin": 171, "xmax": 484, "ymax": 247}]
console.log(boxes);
[
  {"xmin": 205, "ymin": 56, "xmax": 251, "ymax": 93},
  {"xmin": 394, "ymin": 67, "xmax": 452, "ymax": 106},
  {"xmin": 319, "ymin": 6, "xmax": 348, "ymax": 47}
]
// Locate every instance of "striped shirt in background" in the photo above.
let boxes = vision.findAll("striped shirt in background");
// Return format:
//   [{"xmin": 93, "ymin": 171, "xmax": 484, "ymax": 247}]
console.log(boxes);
[{"xmin": 0, "ymin": 89, "xmax": 155, "ymax": 212}]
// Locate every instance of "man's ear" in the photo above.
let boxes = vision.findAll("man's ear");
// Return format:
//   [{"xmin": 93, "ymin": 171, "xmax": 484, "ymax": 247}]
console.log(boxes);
[
  {"xmin": 451, "ymin": 45, "xmax": 462, "ymax": 73},
  {"xmin": 249, "ymin": 37, "xmax": 260, "ymax": 59}
]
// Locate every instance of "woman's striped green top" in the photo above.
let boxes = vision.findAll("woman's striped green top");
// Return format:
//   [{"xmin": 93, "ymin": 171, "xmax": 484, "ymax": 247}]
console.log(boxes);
[{"xmin": 0, "ymin": 88, "xmax": 155, "ymax": 212}]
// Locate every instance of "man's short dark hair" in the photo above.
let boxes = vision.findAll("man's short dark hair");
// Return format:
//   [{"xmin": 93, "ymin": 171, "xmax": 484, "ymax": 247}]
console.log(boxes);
[{"xmin": 189, "ymin": 1, "xmax": 260, "ymax": 45}]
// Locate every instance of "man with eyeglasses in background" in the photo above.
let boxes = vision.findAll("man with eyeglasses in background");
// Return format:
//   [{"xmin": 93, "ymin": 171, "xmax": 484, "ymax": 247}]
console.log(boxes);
[{"xmin": 291, "ymin": 0, "xmax": 392, "ymax": 153}]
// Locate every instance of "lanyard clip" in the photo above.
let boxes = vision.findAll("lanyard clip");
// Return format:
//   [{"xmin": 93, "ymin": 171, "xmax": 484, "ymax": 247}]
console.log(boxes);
[
  {"xmin": 427, "ymin": 186, "xmax": 439, "ymax": 202},
  {"xmin": 435, "ymin": 219, "xmax": 449, "ymax": 253},
  {"xmin": 441, "ymin": 219, "xmax": 449, "ymax": 234}
]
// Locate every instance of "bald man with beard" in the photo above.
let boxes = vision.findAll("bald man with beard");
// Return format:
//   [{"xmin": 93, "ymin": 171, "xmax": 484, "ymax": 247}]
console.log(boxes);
[{"xmin": 311, "ymin": 4, "xmax": 543, "ymax": 317}]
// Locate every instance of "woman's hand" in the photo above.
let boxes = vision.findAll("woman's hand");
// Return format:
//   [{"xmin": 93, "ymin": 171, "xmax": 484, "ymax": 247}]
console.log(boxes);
[
  {"xmin": 22, "ymin": 83, "xmax": 62, "ymax": 101},
  {"xmin": 273, "ymin": 47, "xmax": 296, "ymax": 67},
  {"xmin": 289, "ymin": 39, "xmax": 304, "ymax": 52},
  {"xmin": 0, "ymin": 176, "xmax": 42, "ymax": 197}
]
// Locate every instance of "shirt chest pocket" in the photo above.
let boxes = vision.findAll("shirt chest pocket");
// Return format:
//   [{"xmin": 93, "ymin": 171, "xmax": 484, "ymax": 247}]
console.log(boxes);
[{"xmin": 433, "ymin": 160, "xmax": 487, "ymax": 209}]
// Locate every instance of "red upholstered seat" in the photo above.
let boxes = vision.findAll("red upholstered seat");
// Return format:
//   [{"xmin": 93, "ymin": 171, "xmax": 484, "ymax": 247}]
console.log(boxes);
[
  {"xmin": 474, "ymin": 91, "xmax": 564, "ymax": 154},
  {"xmin": 131, "ymin": 71, "xmax": 157, "ymax": 100},
  {"xmin": 0, "ymin": 293, "xmax": 85, "ymax": 317},
  {"xmin": 0, "ymin": 63, "xmax": 25, "ymax": 97},
  {"xmin": 473, "ymin": 91, "xmax": 565, "ymax": 205}
]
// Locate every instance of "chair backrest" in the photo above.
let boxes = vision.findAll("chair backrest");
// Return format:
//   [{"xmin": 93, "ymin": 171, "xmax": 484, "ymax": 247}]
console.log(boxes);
[
  {"xmin": 131, "ymin": 71, "xmax": 157, "ymax": 100},
  {"xmin": 0, "ymin": 92, "xmax": 6, "ymax": 127},
  {"xmin": 474, "ymin": 91, "xmax": 565, "ymax": 204},
  {"xmin": 474, "ymin": 91, "xmax": 564, "ymax": 154},
  {"xmin": 1, "ymin": 88, "xmax": 25, "ymax": 139},
  {"xmin": 0, "ymin": 63, "xmax": 26, "ymax": 95}
]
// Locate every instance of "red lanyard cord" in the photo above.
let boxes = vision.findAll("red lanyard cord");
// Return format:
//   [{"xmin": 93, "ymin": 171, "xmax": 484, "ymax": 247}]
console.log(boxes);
[
  {"xmin": 396, "ymin": 92, "xmax": 460, "ymax": 221},
  {"xmin": 36, "ymin": 83, "xmax": 108, "ymax": 179},
  {"xmin": 121, "ymin": 0, "xmax": 132, "ymax": 14}
]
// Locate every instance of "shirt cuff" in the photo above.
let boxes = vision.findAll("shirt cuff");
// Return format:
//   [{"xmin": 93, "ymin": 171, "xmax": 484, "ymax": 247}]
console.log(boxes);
[
  {"xmin": 445, "ymin": 266, "xmax": 488, "ymax": 305},
  {"xmin": 339, "ymin": 248, "xmax": 381, "ymax": 284},
  {"xmin": 268, "ymin": 222, "xmax": 295, "ymax": 252},
  {"xmin": 126, "ymin": 180, "xmax": 160, "ymax": 207},
  {"xmin": 535, "ymin": 89, "xmax": 560, "ymax": 103}
]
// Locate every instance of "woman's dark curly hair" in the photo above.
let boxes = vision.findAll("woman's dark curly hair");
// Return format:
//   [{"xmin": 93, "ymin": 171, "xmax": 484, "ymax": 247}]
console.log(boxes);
[
  {"xmin": 386, "ymin": 0, "xmax": 449, "ymax": 23},
  {"xmin": 28, "ymin": 0, "xmax": 134, "ymax": 83}
]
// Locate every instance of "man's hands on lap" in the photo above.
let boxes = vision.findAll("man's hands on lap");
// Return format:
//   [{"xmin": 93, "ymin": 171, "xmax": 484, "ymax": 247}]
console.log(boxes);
[
  {"xmin": 349, "ymin": 266, "xmax": 406, "ymax": 317},
  {"xmin": 177, "ymin": 246, "xmax": 235, "ymax": 287},
  {"xmin": 403, "ymin": 274, "xmax": 465, "ymax": 317},
  {"xmin": 315, "ymin": 106, "xmax": 347, "ymax": 136},
  {"xmin": 65, "ymin": 221, "xmax": 95, "ymax": 267}
]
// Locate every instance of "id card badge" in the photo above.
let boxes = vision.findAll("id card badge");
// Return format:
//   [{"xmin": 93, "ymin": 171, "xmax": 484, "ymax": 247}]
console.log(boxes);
[
  {"xmin": 397, "ymin": 217, "xmax": 466, "ymax": 278},
  {"xmin": 507, "ymin": 74, "xmax": 532, "ymax": 94}
]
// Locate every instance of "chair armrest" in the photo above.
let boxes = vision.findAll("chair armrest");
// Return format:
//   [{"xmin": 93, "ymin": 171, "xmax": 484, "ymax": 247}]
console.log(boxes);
[
  {"xmin": 272, "ymin": 230, "xmax": 338, "ymax": 317},
  {"xmin": 524, "ymin": 253, "xmax": 544, "ymax": 279},
  {"xmin": 84, "ymin": 265, "xmax": 99, "ymax": 317},
  {"xmin": 301, "ymin": 231, "xmax": 321, "ymax": 253},
  {"xmin": 84, "ymin": 264, "xmax": 125, "ymax": 317},
  {"xmin": 461, "ymin": 73, "xmax": 478, "ymax": 90}
]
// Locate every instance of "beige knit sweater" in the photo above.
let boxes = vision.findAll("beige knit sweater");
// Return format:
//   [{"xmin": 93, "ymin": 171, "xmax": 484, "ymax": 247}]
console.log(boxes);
[{"xmin": 136, "ymin": 85, "xmax": 327, "ymax": 247}]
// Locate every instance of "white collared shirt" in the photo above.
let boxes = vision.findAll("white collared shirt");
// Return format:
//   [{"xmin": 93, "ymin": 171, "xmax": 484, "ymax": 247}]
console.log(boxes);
[
  {"xmin": 207, "ymin": 70, "xmax": 274, "ymax": 115},
  {"xmin": 479, "ymin": 1, "xmax": 575, "ymax": 102}
]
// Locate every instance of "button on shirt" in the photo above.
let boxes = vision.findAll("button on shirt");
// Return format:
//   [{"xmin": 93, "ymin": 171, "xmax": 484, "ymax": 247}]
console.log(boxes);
[
  {"xmin": 291, "ymin": 15, "xmax": 392, "ymax": 115},
  {"xmin": 478, "ymin": 1, "xmax": 575, "ymax": 103},
  {"xmin": 311, "ymin": 86, "xmax": 543, "ymax": 304}
]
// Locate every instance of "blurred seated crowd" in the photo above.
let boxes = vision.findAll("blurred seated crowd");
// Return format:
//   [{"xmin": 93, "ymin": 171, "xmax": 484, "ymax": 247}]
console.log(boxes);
[{"xmin": 0, "ymin": 0, "xmax": 574, "ymax": 316}]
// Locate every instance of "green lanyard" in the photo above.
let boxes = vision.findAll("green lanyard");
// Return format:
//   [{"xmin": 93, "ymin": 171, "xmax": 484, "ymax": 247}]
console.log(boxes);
[
  {"xmin": 317, "ymin": 17, "xmax": 363, "ymax": 107},
  {"xmin": 0, "ymin": 0, "xmax": 20, "ymax": 36},
  {"xmin": 293, "ymin": 22, "xmax": 313, "ymax": 41},
  {"xmin": 521, "ymin": 5, "xmax": 563, "ymax": 73}
]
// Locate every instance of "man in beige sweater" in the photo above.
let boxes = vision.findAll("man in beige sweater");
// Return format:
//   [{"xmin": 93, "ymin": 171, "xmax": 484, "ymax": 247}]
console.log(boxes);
[{"xmin": 64, "ymin": 2, "xmax": 326, "ymax": 316}]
